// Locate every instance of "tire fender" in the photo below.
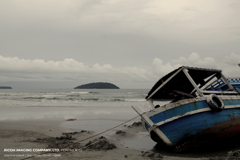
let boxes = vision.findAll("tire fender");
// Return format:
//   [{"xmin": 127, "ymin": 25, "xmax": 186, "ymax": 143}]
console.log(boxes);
[{"xmin": 207, "ymin": 94, "xmax": 224, "ymax": 112}]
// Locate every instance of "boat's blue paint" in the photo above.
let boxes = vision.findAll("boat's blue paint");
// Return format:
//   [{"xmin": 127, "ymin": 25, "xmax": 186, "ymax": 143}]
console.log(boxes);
[
  {"xmin": 236, "ymin": 88, "xmax": 240, "ymax": 93},
  {"xmin": 233, "ymin": 84, "xmax": 240, "ymax": 92},
  {"xmin": 149, "ymin": 101, "xmax": 209, "ymax": 124},
  {"xmin": 149, "ymin": 98, "xmax": 240, "ymax": 125},
  {"xmin": 223, "ymin": 99, "xmax": 240, "ymax": 105},
  {"xmin": 158, "ymin": 108, "xmax": 240, "ymax": 145}
]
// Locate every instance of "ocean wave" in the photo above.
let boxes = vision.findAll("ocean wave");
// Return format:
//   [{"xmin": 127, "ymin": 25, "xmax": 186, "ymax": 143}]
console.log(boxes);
[
  {"xmin": 45, "ymin": 97, "xmax": 61, "ymax": 100},
  {"xmin": 89, "ymin": 92, "xmax": 99, "ymax": 94},
  {"xmin": 23, "ymin": 96, "xmax": 61, "ymax": 100},
  {"xmin": 67, "ymin": 94, "xmax": 81, "ymax": 97},
  {"xmin": 24, "ymin": 97, "xmax": 45, "ymax": 99},
  {"xmin": 112, "ymin": 99, "xmax": 124, "ymax": 101},
  {"xmin": 125, "ymin": 99, "xmax": 145, "ymax": 102},
  {"xmin": 0, "ymin": 94, "xmax": 10, "ymax": 96},
  {"xmin": 81, "ymin": 98, "xmax": 99, "ymax": 101},
  {"xmin": 77, "ymin": 98, "xmax": 140, "ymax": 102},
  {"xmin": 70, "ymin": 92, "xmax": 89, "ymax": 94},
  {"xmin": 127, "ymin": 92, "xmax": 137, "ymax": 94},
  {"xmin": 67, "ymin": 91, "xmax": 99, "ymax": 97},
  {"xmin": 15, "ymin": 97, "xmax": 146, "ymax": 102}
]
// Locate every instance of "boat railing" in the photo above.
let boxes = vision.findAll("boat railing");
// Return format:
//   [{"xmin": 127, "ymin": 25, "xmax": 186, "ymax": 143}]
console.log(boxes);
[
  {"xmin": 200, "ymin": 90, "xmax": 238, "ymax": 95},
  {"xmin": 210, "ymin": 78, "xmax": 240, "ymax": 89},
  {"xmin": 227, "ymin": 78, "xmax": 240, "ymax": 84}
]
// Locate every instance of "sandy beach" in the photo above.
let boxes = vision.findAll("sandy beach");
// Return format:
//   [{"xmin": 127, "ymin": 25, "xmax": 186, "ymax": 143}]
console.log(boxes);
[
  {"xmin": 0, "ymin": 119, "xmax": 196, "ymax": 160},
  {"xmin": 1, "ymin": 105, "xmax": 240, "ymax": 160}
]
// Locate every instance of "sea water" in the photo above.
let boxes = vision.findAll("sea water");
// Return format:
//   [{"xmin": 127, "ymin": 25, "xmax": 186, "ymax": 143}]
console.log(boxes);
[
  {"xmin": 0, "ymin": 89, "xmax": 159, "ymax": 122},
  {"xmin": 0, "ymin": 89, "xmax": 149, "ymax": 108}
]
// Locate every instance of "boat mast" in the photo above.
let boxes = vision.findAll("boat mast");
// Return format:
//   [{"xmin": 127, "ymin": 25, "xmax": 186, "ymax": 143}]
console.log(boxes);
[{"xmin": 182, "ymin": 68, "xmax": 204, "ymax": 97}]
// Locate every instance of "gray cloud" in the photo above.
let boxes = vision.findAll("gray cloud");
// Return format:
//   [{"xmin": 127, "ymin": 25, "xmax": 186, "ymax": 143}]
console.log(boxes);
[
  {"xmin": 0, "ymin": 0, "xmax": 239, "ymax": 88},
  {"xmin": 0, "ymin": 53, "xmax": 239, "ymax": 89}
]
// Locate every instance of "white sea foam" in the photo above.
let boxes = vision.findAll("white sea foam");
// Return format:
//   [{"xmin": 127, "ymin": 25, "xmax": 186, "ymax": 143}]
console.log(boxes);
[
  {"xmin": 0, "ymin": 89, "xmax": 150, "ymax": 108},
  {"xmin": 70, "ymin": 92, "xmax": 89, "ymax": 94},
  {"xmin": 125, "ymin": 99, "xmax": 146, "ymax": 102}
]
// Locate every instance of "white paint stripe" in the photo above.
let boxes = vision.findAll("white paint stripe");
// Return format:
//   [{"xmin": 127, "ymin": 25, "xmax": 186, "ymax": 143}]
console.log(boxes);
[
  {"xmin": 147, "ymin": 97, "xmax": 206, "ymax": 117},
  {"xmin": 220, "ymin": 96, "xmax": 240, "ymax": 99},
  {"xmin": 201, "ymin": 90, "xmax": 238, "ymax": 94},
  {"xmin": 148, "ymin": 96, "xmax": 240, "ymax": 117},
  {"xmin": 225, "ymin": 105, "xmax": 240, "ymax": 109},
  {"xmin": 154, "ymin": 128, "xmax": 174, "ymax": 146},
  {"xmin": 144, "ymin": 115, "xmax": 173, "ymax": 146},
  {"xmin": 154, "ymin": 105, "xmax": 240, "ymax": 127},
  {"xmin": 132, "ymin": 106, "xmax": 173, "ymax": 146}
]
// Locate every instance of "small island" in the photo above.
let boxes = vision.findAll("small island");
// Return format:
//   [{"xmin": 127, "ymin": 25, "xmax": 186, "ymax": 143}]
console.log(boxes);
[
  {"xmin": 0, "ymin": 86, "xmax": 12, "ymax": 89},
  {"xmin": 74, "ymin": 82, "xmax": 119, "ymax": 89}
]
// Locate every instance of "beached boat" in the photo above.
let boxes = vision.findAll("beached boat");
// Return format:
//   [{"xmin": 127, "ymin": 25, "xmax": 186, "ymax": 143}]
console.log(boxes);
[{"xmin": 132, "ymin": 66, "xmax": 240, "ymax": 151}]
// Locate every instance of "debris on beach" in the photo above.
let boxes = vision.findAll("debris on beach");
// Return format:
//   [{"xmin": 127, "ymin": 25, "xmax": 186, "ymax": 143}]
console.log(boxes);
[
  {"xmin": 55, "ymin": 134, "xmax": 76, "ymax": 140},
  {"xmin": 62, "ymin": 130, "xmax": 92, "ymax": 135},
  {"xmin": 66, "ymin": 118, "xmax": 76, "ymax": 121},
  {"xmin": 85, "ymin": 136, "xmax": 116, "ymax": 151},
  {"xmin": 47, "ymin": 140, "xmax": 81, "ymax": 150},
  {"xmin": 24, "ymin": 132, "xmax": 116, "ymax": 153},
  {"xmin": 25, "ymin": 132, "xmax": 81, "ymax": 150},
  {"xmin": 141, "ymin": 151, "xmax": 163, "ymax": 159},
  {"xmin": 115, "ymin": 130, "xmax": 126, "ymax": 135},
  {"xmin": 127, "ymin": 121, "xmax": 142, "ymax": 128}
]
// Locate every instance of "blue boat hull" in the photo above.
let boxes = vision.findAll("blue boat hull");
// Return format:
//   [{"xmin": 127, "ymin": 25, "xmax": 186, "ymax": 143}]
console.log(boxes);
[{"xmin": 142, "ymin": 96, "xmax": 240, "ymax": 151}]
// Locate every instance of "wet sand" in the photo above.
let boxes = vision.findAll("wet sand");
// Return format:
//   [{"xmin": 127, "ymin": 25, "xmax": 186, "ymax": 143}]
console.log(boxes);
[
  {"xmin": 0, "ymin": 119, "xmax": 198, "ymax": 160},
  {"xmin": 0, "ymin": 106, "xmax": 239, "ymax": 160}
]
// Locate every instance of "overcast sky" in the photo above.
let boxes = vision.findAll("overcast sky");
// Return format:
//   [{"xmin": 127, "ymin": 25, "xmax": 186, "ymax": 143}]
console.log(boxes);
[{"xmin": 0, "ymin": 0, "xmax": 240, "ymax": 89}]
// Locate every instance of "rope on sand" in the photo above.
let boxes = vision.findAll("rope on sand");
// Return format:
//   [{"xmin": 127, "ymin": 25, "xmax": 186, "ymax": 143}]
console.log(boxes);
[{"xmin": 20, "ymin": 114, "xmax": 141, "ymax": 160}]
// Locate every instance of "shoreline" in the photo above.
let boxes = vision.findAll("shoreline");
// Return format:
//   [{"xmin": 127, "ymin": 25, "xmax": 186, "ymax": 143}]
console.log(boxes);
[{"xmin": 1, "ymin": 106, "xmax": 240, "ymax": 160}]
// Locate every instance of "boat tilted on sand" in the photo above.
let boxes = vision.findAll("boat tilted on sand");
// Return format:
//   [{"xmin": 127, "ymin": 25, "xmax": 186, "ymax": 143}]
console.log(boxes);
[{"xmin": 132, "ymin": 66, "xmax": 240, "ymax": 151}]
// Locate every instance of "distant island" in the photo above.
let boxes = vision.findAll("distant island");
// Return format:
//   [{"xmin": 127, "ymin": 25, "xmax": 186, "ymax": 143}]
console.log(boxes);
[
  {"xmin": 74, "ymin": 82, "xmax": 120, "ymax": 89},
  {"xmin": 0, "ymin": 86, "xmax": 12, "ymax": 89}
]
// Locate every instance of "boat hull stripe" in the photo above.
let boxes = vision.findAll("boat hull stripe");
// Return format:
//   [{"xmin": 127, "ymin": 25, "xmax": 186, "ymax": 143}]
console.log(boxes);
[
  {"xmin": 149, "ymin": 98, "xmax": 240, "ymax": 124},
  {"xmin": 154, "ymin": 105, "xmax": 240, "ymax": 127}
]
